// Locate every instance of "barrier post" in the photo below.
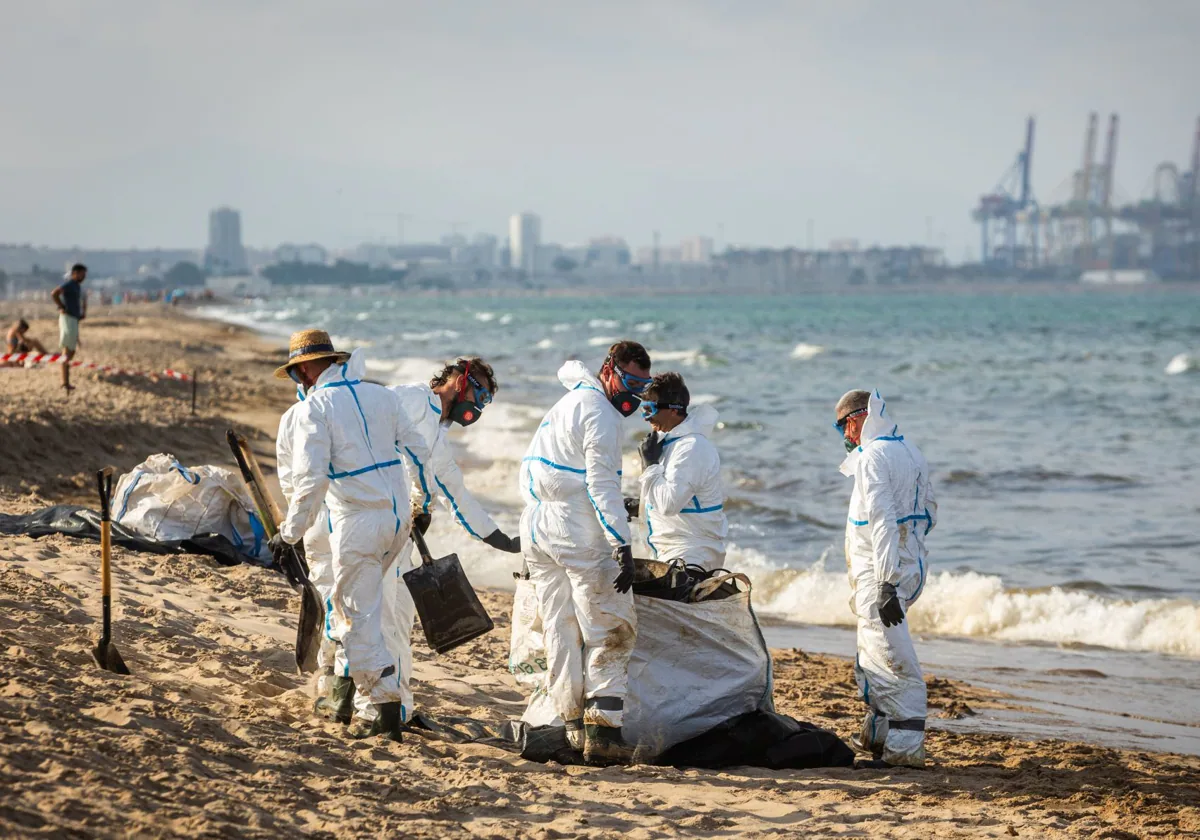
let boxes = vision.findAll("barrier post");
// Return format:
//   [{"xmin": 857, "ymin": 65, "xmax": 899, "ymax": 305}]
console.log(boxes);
[{"xmin": 191, "ymin": 371, "xmax": 198, "ymax": 416}]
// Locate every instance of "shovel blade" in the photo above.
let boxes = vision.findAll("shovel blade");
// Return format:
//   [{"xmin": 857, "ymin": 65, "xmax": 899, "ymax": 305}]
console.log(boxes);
[
  {"xmin": 295, "ymin": 581, "xmax": 325, "ymax": 674},
  {"xmin": 92, "ymin": 640, "xmax": 131, "ymax": 675},
  {"xmin": 403, "ymin": 551, "xmax": 494, "ymax": 654}
]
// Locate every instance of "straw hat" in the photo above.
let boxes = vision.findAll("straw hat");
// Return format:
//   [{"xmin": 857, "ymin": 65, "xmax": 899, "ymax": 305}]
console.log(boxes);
[{"xmin": 274, "ymin": 329, "xmax": 351, "ymax": 379}]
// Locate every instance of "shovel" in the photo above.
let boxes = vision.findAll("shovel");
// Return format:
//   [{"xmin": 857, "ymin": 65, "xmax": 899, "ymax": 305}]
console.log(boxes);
[
  {"xmin": 92, "ymin": 467, "xmax": 131, "ymax": 675},
  {"xmin": 403, "ymin": 526, "xmax": 494, "ymax": 654},
  {"xmin": 226, "ymin": 430, "xmax": 323, "ymax": 673}
]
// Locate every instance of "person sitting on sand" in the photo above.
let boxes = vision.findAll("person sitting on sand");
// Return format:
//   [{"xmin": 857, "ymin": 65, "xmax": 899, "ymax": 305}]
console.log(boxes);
[
  {"xmin": 5, "ymin": 319, "xmax": 48, "ymax": 355},
  {"xmin": 50, "ymin": 263, "xmax": 87, "ymax": 391},
  {"xmin": 835, "ymin": 388, "xmax": 937, "ymax": 768}
]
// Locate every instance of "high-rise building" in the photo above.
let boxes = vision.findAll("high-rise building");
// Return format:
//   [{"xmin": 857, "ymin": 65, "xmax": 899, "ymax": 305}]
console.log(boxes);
[
  {"xmin": 679, "ymin": 236, "xmax": 714, "ymax": 264},
  {"xmin": 205, "ymin": 207, "xmax": 247, "ymax": 275},
  {"xmin": 586, "ymin": 236, "xmax": 631, "ymax": 269},
  {"xmin": 508, "ymin": 212, "xmax": 541, "ymax": 274}
]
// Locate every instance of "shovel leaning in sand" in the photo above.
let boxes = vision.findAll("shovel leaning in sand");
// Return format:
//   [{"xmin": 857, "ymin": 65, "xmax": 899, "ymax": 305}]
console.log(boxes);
[
  {"xmin": 226, "ymin": 430, "xmax": 323, "ymax": 674},
  {"xmin": 92, "ymin": 467, "xmax": 131, "ymax": 675}
]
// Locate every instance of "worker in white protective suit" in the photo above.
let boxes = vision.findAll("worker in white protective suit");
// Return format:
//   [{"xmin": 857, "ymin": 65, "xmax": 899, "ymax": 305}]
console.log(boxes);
[
  {"xmin": 271, "ymin": 329, "xmax": 434, "ymax": 742},
  {"xmin": 335, "ymin": 357, "xmax": 522, "ymax": 725},
  {"xmin": 626, "ymin": 371, "xmax": 728, "ymax": 571},
  {"xmin": 276, "ymin": 380, "xmax": 341, "ymax": 722},
  {"xmin": 836, "ymin": 388, "xmax": 937, "ymax": 768},
  {"xmin": 519, "ymin": 341, "xmax": 651, "ymax": 765}
]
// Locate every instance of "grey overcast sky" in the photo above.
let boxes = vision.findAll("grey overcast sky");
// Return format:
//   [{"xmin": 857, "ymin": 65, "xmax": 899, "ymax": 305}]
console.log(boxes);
[{"xmin": 1, "ymin": 0, "xmax": 1197, "ymax": 256}]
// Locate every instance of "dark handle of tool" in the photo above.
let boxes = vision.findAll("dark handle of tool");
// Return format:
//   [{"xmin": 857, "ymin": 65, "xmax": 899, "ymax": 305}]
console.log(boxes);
[
  {"xmin": 410, "ymin": 524, "xmax": 435, "ymax": 567},
  {"xmin": 97, "ymin": 466, "xmax": 114, "ymax": 522}
]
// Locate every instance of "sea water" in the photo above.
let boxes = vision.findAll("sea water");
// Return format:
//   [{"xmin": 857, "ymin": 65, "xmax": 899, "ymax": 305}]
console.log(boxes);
[{"xmin": 202, "ymin": 285, "xmax": 1200, "ymax": 753}]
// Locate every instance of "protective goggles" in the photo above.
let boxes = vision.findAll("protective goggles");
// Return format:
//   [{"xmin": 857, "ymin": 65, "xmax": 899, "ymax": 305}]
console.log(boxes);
[
  {"xmin": 834, "ymin": 407, "xmax": 868, "ymax": 433},
  {"xmin": 613, "ymin": 363, "xmax": 652, "ymax": 396},
  {"xmin": 642, "ymin": 401, "xmax": 686, "ymax": 419},
  {"xmin": 459, "ymin": 364, "xmax": 493, "ymax": 408}
]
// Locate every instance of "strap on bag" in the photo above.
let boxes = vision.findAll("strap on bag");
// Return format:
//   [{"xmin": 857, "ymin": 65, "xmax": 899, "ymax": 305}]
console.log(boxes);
[{"xmin": 689, "ymin": 571, "xmax": 751, "ymax": 602}]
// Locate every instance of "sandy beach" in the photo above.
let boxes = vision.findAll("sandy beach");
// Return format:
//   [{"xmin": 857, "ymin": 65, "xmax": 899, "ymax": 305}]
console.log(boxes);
[{"xmin": 2, "ymin": 302, "xmax": 1199, "ymax": 839}]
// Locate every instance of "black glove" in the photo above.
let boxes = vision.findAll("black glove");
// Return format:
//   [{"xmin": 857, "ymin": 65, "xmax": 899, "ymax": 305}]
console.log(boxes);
[
  {"xmin": 623, "ymin": 497, "xmax": 640, "ymax": 520},
  {"xmin": 877, "ymin": 582, "xmax": 905, "ymax": 628},
  {"xmin": 268, "ymin": 532, "xmax": 307, "ymax": 585},
  {"xmin": 268, "ymin": 532, "xmax": 291, "ymax": 568},
  {"xmin": 413, "ymin": 511, "xmax": 432, "ymax": 536},
  {"xmin": 638, "ymin": 431, "xmax": 664, "ymax": 469},
  {"xmin": 613, "ymin": 545, "xmax": 634, "ymax": 594},
  {"xmin": 483, "ymin": 529, "xmax": 521, "ymax": 554}
]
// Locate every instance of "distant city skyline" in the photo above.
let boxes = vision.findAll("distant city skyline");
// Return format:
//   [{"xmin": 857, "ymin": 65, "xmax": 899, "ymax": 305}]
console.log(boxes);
[{"xmin": 2, "ymin": 1, "xmax": 1198, "ymax": 258}]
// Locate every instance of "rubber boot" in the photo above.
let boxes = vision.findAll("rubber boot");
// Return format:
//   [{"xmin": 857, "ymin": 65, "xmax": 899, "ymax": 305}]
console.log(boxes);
[
  {"xmin": 564, "ymin": 718, "xmax": 585, "ymax": 752},
  {"xmin": 583, "ymin": 724, "xmax": 635, "ymax": 767},
  {"xmin": 351, "ymin": 702, "xmax": 405, "ymax": 743},
  {"xmin": 851, "ymin": 710, "xmax": 885, "ymax": 760},
  {"xmin": 313, "ymin": 675, "xmax": 356, "ymax": 725}
]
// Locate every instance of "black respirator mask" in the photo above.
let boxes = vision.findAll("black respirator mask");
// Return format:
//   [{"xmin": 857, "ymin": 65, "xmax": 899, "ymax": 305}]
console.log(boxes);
[
  {"xmin": 605, "ymin": 357, "xmax": 651, "ymax": 418},
  {"xmin": 448, "ymin": 362, "xmax": 492, "ymax": 427}
]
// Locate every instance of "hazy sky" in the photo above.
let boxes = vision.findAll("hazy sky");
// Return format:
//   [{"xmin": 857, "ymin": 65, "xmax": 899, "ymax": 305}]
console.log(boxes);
[{"xmin": 2, "ymin": 0, "xmax": 1198, "ymax": 257}]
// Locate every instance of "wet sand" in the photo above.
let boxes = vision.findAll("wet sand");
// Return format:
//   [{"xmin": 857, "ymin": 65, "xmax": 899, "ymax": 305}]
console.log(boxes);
[{"xmin": 1, "ymin": 301, "xmax": 1198, "ymax": 838}]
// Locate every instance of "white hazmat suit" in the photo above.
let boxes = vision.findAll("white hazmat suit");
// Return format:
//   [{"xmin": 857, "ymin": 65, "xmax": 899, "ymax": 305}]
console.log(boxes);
[
  {"xmin": 338, "ymin": 381, "xmax": 507, "ymax": 721},
  {"xmin": 276, "ymin": 387, "xmax": 334, "ymax": 692},
  {"xmin": 840, "ymin": 390, "xmax": 937, "ymax": 766},
  {"xmin": 393, "ymin": 381, "xmax": 501, "ymax": 540},
  {"xmin": 278, "ymin": 351, "xmax": 433, "ymax": 715},
  {"xmin": 638, "ymin": 404, "xmax": 728, "ymax": 571},
  {"xmin": 518, "ymin": 361, "xmax": 636, "ymax": 729}
]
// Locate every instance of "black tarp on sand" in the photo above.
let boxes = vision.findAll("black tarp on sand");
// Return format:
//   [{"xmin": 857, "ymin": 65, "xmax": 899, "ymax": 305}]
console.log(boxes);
[
  {"xmin": 408, "ymin": 710, "xmax": 855, "ymax": 770},
  {"xmin": 0, "ymin": 504, "xmax": 271, "ymax": 568}
]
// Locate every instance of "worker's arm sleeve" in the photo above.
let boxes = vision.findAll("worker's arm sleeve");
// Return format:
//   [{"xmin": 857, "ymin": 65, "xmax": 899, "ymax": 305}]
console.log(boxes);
[
  {"xmin": 393, "ymin": 398, "xmax": 435, "ymax": 511},
  {"xmin": 639, "ymin": 439, "xmax": 698, "ymax": 516},
  {"xmin": 276, "ymin": 414, "xmax": 294, "ymax": 504},
  {"xmin": 862, "ymin": 449, "xmax": 902, "ymax": 585},
  {"xmin": 280, "ymin": 402, "xmax": 331, "ymax": 544},
  {"xmin": 430, "ymin": 435, "xmax": 498, "ymax": 540},
  {"xmin": 582, "ymin": 406, "xmax": 632, "ymax": 549},
  {"xmin": 924, "ymin": 476, "xmax": 938, "ymax": 535}
]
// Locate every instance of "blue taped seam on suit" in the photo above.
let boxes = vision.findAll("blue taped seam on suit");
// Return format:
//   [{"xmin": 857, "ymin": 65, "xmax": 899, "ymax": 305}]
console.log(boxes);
[
  {"xmin": 645, "ymin": 502, "xmax": 658, "ymax": 558},
  {"xmin": 328, "ymin": 458, "xmax": 406, "ymax": 480},
  {"xmin": 434, "ymin": 475, "xmax": 481, "ymax": 538},
  {"xmin": 404, "ymin": 447, "xmax": 433, "ymax": 512},
  {"xmin": 522, "ymin": 456, "xmax": 586, "ymax": 475}
]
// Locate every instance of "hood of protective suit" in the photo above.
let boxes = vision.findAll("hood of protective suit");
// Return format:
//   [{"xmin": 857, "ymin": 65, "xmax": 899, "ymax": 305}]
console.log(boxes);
[
  {"xmin": 662, "ymin": 403, "xmax": 718, "ymax": 441},
  {"xmin": 558, "ymin": 359, "xmax": 605, "ymax": 394},
  {"xmin": 312, "ymin": 346, "xmax": 368, "ymax": 389},
  {"xmin": 839, "ymin": 390, "xmax": 901, "ymax": 477}
]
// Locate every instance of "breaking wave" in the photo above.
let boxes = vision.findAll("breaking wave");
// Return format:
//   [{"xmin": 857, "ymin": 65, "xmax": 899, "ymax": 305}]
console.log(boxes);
[
  {"xmin": 726, "ymin": 547, "xmax": 1200, "ymax": 658},
  {"xmin": 1166, "ymin": 353, "xmax": 1199, "ymax": 375},
  {"xmin": 790, "ymin": 342, "xmax": 826, "ymax": 360}
]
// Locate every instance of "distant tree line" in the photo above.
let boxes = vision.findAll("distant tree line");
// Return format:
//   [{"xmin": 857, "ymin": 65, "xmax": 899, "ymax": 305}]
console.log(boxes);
[{"xmin": 262, "ymin": 260, "xmax": 409, "ymax": 287}]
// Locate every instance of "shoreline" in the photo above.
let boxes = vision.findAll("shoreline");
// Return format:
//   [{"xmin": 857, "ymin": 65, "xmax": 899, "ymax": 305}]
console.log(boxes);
[{"xmin": 2, "ymin": 301, "xmax": 1199, "ymax": 837}]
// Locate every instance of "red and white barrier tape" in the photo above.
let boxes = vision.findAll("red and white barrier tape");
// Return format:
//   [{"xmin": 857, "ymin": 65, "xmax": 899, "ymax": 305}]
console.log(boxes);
[{"xmin": 0, "ymin": 351, "xmax": 193, "ymax": 383}]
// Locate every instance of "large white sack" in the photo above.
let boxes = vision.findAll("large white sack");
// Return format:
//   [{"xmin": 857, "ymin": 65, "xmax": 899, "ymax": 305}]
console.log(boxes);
[
  {"xmin": 509, "ymin": 576, "xmax": 774, "ymax": 755},
  {"xmin": 112, "ymin": 453, "xmax": 270, "ymax": 562}
]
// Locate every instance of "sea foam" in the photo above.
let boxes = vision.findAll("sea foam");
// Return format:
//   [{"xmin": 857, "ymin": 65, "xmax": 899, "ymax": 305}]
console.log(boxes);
[{"xmin": 726, "ymin": 546, "xmax": 1200, "ymax": 658}]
